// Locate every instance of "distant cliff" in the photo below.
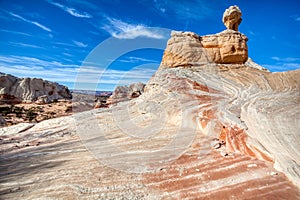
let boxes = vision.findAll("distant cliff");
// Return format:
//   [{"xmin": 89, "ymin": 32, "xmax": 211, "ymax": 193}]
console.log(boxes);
[{"xmin": 0, "ymin": 72, "xmax": 72, "ymax": 104}]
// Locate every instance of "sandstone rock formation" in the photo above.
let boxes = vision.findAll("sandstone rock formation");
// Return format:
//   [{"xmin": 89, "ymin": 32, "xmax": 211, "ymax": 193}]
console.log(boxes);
[
  {"xmin": 106, "ymin": 82, "xmax": 145, "ymax": 106},
  {"xmin": 161, "ymin": 30, "xmax": 248, "ymax": 66},
  {"xmin": 0, "ymin": 73, "xmax": 72, "ymax": 103},
  {"xmin": 1, "ymin": 5, "xmax": 300, "ymax": 200},
  {"xmin": 223, "ymin": 5, "xmax": 242, "ymax": 31},
  {"xmin": 161, "ymin": 5, "xmax": 247, "ymax": 66},
  {"xmin": 35, "ymin": 95, "xmax": 50, "ymax": 104}
]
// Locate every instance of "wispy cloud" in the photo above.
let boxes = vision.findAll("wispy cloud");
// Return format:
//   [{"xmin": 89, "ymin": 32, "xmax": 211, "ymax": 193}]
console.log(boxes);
[
  {"xmin": 0, "ymin": 55, "xmax": 78, "ymax": 68},
  {"xmin": 291, "ymin": 15, "xmax": 300, "ymax": 22},
  {"xmin": 249, "ymin": 31, "xmax": 255, "ymax": 36},
  {"xmin": 102, "ymin": 17, "xmax": 165, "ymax": 39},
  {"xmin": 271, "ymin": 56, "xmax": 300, "ymax": 62},
  {"xmin": 265, "ymin": 56, "xmax": 300, "ymax": 72},
  {"xmin": 153, "ymin": 0, "xmax": 213, "ymax": 20},
  {"xmin": 117, "ymin": 56, "xmax": 159, "ymax": 63},
  {"xmin": 9, "ymin": 42, "xmax": 44, "ymax": 49},
  {"xmin": 48, "ymin": 1, "xmax": 92, "ymax": 18},
  {"xmin": 72, "ymin": 40, "xmax": 88, "ymax": 48},
  {"xmin": 0, "ymin": 29, "xmax": 32, "ymax": 36},
  {"xmin": 0, "ymin": 55, "xmax": 79, "ymax": 83},
  {"xmin": 62, "ymin": 52, "xmax": 73, "ymax": 57},
  {"xmin": 8, "ymin": 12, "xmax": 52, "ymax": 32},
  {"xmin": 0, "ymin": 55, "xmax": 157, "ymax": 89},
  {"xmin": 263, "ymin": 63, "xmax": 300, "ymax": 72},
  {"xmin": 76, "ymin": 65, "xmax": 157, "ymax": 85}
]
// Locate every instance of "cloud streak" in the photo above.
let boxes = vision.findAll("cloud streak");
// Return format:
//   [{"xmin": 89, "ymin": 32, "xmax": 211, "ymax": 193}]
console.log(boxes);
[
  {"xmin": 271, "ymin": 56, "xmax": 300, "ymax": 62},
  {"xmin": 102, "ymin": 17, "xmax": 165, "ymax": 39},
  {"xmin": 264, "ymin": 56, "xmax": 300, "ymax": 72},
  {"xmin": 9, "ymin": 42, "xmax": 44, "ymax": 49},
  {"xmin": 0, "ymin": 29, "xmax": 32, "ymax": 36},
  {"xmin": 154, "ymin": 0, "xmax": 213, "ymax": 20},
  {"xmin": 117, "ymin": 56, "xmax": 159, "ymax": 63},
  {"xmin": 9, "ymin": 12, "xmax": 52, "ymax": 32},
  {"xmin": 73, "ymin": 40, "xmax": 88, "ymax": 48},
  {"xmin": 49, "ymin": 1, "xmax": 92, "ymax": 18},
  {"xmin": 0, "ymin": 55, "xmax": 157, "ymax": 89}
]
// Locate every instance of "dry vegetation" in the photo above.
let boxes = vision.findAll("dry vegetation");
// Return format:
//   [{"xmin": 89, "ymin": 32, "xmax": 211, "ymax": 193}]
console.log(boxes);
[{"xmin": 0, "ymin": 100, "xmax": 73, "ymax": 126}]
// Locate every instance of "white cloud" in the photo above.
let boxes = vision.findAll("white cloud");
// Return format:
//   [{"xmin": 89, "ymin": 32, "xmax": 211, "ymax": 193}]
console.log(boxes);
[
  {"xmin": 0, "ymin": 55, "xmax": 157, "ymax": 89},
  {"xmin": 62, "ymin": 52, "xmax": 73, "ymax": 57},
  {"xmin": 0, "ymin": 55, "xmax": 78, "ymax": 69},
  {"xmin": 102, "ymin": 17, "xmax": 165, "ymax": 39},
  {"xmin": 0, "ymin": 29, "xmax": 32, "ymax": 36},
  {"xmin": 49, "ymin": 2, "xmax": 92, "ymax": 18},
  {"xmin": 10, "ymin": 42, "xmax": 44, "ymax": 49},
  {"xmin": 154, "ymin": 0, "xmax": 213, "ymax": 20},
  {"xmin": 73, "ymin": 40, "xmax": 88, "ymax": 48},
  {"xmin": 271, "ymin": 57, "xmax": 300, "ymax": 62},
  {"xmin": 76, "ymin": 66, "xmax": 156, "ymax": 85},
  {"xmin": 118, "ymin": 56, "xmax": 159, "ymax": 63},
  {"xmin": 265, "ymin": 56, "xmax": 300, "ymax": 72},
  {"xmin": 249, "ymin": 31, "xmax": 255, "ymax": 36},
  {"xmin": 271, "ymin": 56, "xmax": 280, "ymax": 61},
  {"xmin": 8, "ymin": 12, "xmax": 52, "ymax": 32},
  {"xmin": 263, "ymin": 63, "xmax": 300, "ymax": 72}
]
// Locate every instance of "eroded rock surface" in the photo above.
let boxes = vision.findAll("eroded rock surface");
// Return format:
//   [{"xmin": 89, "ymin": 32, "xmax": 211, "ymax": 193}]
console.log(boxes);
[
  {"xmin": 1, "ymin": 64, "xmax": 300, "ymax": 199},
  {"xmin": 161, "ymin": 5, "xmax": 247, "ymax": 66},
  {"xmin": 106, "ymin": 82, "xmax": 145, "ymax": 106},
  {"xmin": 161, "ymin": 30, "xmax": 248, "ymax": 66},
  {"xmin": 223, "ymin": 5, "xmax": 242, "ymax": 31},
  {"xmin": 0, "ymin": 73, "xmax": 72, "ymax": 103},
  {"xmin": 1, "ymin": 5, "xmax": 300, "ymax": 200}
]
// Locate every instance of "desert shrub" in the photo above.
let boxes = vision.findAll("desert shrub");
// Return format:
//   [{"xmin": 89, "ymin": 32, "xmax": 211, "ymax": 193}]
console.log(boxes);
[
  {"xmin": 0, "ymin": 106, "xmax": 11, "ymax": 116},
  {"xmin": 13, "ymin": 106, "xmax": 24, "ymax": 118},
  {"xmin": 26, "ymin": 108, "xmax": 37, "ymax": 121}
]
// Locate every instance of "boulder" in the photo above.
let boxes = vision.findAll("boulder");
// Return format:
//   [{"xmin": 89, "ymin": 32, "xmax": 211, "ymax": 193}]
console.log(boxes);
[
  {"xmin": 36, "ymin": 95, "xmax": 50, "ymax": 104},
  {"xmin": 223, "ymin": 5, "xmax": 242, "ymax": 31},
  {"xmin": 106, "ymin": 82, "xmax": 145, "ymax": 106}
]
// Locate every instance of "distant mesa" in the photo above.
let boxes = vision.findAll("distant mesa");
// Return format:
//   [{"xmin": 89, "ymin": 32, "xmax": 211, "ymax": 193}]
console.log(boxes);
[{"xmin": 0, "ymin": 72, "xmax": 72, "ymax": 104}]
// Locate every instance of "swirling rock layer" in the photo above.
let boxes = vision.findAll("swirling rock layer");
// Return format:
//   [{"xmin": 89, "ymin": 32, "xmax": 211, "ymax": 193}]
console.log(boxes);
[
  {"xmin": 1, "ymin": 25, "xmax": 300, "ymax": 199},
  {"xmin": 1, "ymin": 61, "xmax": 300, "ymax": 199}
]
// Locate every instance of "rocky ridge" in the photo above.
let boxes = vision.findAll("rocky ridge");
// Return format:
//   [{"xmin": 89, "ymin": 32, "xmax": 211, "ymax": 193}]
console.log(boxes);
[
  {"xmin": 0, "ymin": 73, "xmax": 72, "ymax": 104},
  {"xmin": 105, "ymin": 82, "xmax": 145, "ymax": 107},
  {"xmin": 0, "ymin": 5, "xmax": 300, "ymax": 199}
]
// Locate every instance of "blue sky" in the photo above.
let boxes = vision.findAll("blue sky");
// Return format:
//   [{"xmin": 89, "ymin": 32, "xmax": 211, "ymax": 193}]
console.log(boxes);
[{"xmin": 0, "ymin": 0, "xmax": 299, "ymax": 91}]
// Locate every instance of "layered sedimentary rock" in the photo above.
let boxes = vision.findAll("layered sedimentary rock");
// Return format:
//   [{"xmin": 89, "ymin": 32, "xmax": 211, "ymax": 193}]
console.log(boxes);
[
  {"xmin": 223, "ymin": 5, "xmax": 242, "ymax": 31},
  {"xmin": 161, "ymin": 30, "xmax": 248, "ymax": 67},
  {"xmin": 1, "ymin": 63, "xmax": 300, "ymax": 199},
  {"xmin": 0, "ymin": 73, "xmax": 72, "ymax": 103},
  {"xmin": 161, "ymin": 5, "xmax": 247, "ymax": 66},
  {"xmin": 1, "ymin": 5, "xmax": 300, "ymax": 200},
  {"xmin": 106, "ymin": 82, "xmax": 145, "ymax": 106}
]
